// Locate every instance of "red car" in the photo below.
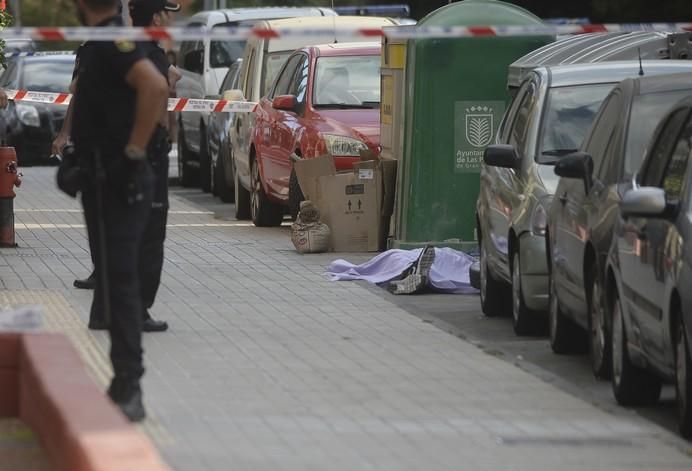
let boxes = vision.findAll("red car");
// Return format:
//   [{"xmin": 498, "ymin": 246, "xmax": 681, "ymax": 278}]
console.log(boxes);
[{"xmin": 241, "ymin": 42, "xmax": 382, "ymax": 226}]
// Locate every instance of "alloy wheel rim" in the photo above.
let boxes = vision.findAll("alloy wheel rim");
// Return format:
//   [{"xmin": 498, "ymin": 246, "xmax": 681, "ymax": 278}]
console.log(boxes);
[
  {"xmin": 590, "ymin": 279, "xmax": 605, "ymax": 370},
  {"xmin": 677, "ymin": 324, "xmax": 688, "ymax": 417},
  {"xmin": 612, "ymin": 300, "xmax": 623, "ymax": 387},
  {"xmin": 512, "ymin": 253, "xmax": 521, "ymax": 324}
]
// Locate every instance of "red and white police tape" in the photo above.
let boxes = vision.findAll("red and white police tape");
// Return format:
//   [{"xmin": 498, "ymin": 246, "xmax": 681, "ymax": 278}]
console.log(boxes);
[
  {"xmin": 3, "ymin": 89, "xmax": 259, "ymax": 113},
  {"xmin": 1, "ymin": 23, "xmax": 691, "ymax": 42}
]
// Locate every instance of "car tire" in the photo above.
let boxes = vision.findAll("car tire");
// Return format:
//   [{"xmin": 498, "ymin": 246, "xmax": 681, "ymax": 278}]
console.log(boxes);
[
  {"xmin": 216, "ymin": 149, "xmax": 234, "ymax": 203},
  {"xmin": 549, "ymin": 271, "xmax": 585, "ymax": 354},
  {"xmin": 199, "ymin": 127, "xmax": 212, "ymax": 193},
  {"xmin": 250, "ymin": 158, "xmax": 283, "ymax": 227},
  {"xmin": 177, "ymin": 126, "xmax": 198, "ymax": 188},
  {"xmin": 480, "ymin": 243, "xmax": 509, "ymax": 317},
  {"xmin": 511, "ymin": 250, "xmax": 539, "ymax": 336},
  {"xmin": 675, "ymin": 309, "xmax": 692, "ymax": 438},
  {"xmin": 588, "ymin": 264, "xmax": 611, "ymax": 379},
  {"xmin": 611, "ymin": 290, "xmax": 662, "ymax": 406},
  {"xmin": 288, "ymin": 168, "xmax": 304, "ymax": 221},
  {"xmin": 234, "ymin": 157, "xmax": 251, "ymax": 220}
]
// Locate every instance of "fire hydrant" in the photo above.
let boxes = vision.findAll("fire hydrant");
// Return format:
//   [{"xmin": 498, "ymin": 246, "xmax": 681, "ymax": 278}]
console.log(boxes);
[{"xmin": 0, "ymin": 147, "xmax": 22, "ymax": 248}]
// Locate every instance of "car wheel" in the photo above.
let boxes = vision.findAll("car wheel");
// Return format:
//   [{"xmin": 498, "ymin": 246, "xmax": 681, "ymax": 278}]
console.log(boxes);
[
  {"xmin": 549, "ymin": 271, "xmax": 585, "ymax": 354},
  {"xmin": 480, "ymin": 243, "xmax": 509, "ymax": 317},
  {"xmin": 199, "ymin": 127, "xmax": 212, "ymax": 193},
  {"xmin": 611, "ymin": 290, "xmax": 662, "ymax": 406},
  {"xmin": 234, "ymin": 156, "xmax": 251, "ymax": 220},
  {"xmin": 511, "ymin": 250, "xmax": 538, "ymax": 336},
  {"xmin": 177, "ymin": 126, "xmax": 198, "ymax": 187},
  {"xmin": 588, "ymin": 264, "xmax": 611, "ymax": 379},
  {"xmin": 675, "ymin": 309, "xmax": 692, "ymax": 438},
  {"xmin": 288, "ymin": 168, "xmax": 304, "ymax": 221},
  {"xmin": 216, "ymin": 148, "xmax": 234, "ymax": 203},
  {"xmin": 250, "ymin": 158, "xmax": 283, "ymax": 227}
]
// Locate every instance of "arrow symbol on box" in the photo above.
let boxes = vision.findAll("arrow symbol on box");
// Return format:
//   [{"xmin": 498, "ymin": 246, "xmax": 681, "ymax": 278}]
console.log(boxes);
[
  {"xmin": 358, "ymin": 200, "xmax": 362, "ymax": 210},
  {"xmin": 348, "ymin": 200, "xmax": 352, "ymax": 211}
]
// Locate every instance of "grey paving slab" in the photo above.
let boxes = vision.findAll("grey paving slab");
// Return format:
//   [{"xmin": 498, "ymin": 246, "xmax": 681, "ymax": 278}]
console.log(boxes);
[{"xmin": 1, "ymin": 168, "xmax": 692, "ymax": 471}]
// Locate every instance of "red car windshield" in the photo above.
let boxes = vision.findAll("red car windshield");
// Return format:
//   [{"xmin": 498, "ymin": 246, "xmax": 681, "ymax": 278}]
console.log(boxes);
[{"xmin": 313, "ymin": 55, "xmax": 380, "ymax": 109}]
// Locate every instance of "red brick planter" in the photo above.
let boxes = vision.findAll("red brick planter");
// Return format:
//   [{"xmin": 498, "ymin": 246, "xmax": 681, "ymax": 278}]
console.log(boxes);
[{"xmin": 0, "ymin": 333, "xmax": 169, "ymax": 471}]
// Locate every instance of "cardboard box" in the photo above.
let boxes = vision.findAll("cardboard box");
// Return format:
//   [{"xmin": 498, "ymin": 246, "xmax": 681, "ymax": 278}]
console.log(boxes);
[
  {"xmin": 293, "ymin": 155, "xmax": 335, "ymax": 203},
  {"xmin": 294, "ymin": 155, "xmax": 398, "ymax": 253}
]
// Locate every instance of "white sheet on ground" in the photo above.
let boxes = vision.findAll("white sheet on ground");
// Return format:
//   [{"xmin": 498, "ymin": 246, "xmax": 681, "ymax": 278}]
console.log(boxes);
[{"xmin": 326, "ymin": 248, "xmax": 478, "ymax": 294}]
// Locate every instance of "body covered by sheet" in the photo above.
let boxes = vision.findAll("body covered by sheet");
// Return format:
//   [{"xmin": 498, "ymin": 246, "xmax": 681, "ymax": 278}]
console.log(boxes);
[{"xmin": 326, "ymin": 248, "xmax": 478, "ymax": 294}]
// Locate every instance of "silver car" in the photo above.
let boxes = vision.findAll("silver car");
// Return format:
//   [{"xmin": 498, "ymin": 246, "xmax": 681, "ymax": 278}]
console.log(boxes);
[{"xmin": 477, "ymin": 61, "xmax": 692, "ymax": 336}]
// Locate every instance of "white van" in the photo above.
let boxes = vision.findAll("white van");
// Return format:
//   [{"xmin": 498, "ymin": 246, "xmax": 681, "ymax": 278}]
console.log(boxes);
[
  {"xmin": 175, "ymin": 7, "xmax": 336, "ymax": 188},
  {"xmin": 228, "ymin": 16, "xmax": 399, "ymax": 219}
]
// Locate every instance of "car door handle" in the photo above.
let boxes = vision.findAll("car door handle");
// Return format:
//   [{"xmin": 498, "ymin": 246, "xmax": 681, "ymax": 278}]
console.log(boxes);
[{"xmin": 559, "ymin": 193, "xmax": 568, "ymax": 205}]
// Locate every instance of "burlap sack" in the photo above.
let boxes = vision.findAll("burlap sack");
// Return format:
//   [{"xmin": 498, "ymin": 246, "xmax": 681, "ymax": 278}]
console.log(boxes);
[{"xmin": 291, "ymin": 222, "xmax": 330, "ymax": 254}]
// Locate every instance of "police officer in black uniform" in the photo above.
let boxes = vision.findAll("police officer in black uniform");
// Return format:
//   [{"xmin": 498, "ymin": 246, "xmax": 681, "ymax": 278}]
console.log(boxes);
[
  {"xmin": 59, "ymin": 3, "xmax": 171, "ymax": 332},
  {"xmin": 71, "ymin": 0, "xmax": 169, "ymax": 421},
  {"xmin": 127, "ymin": 0, "xmax": 182, "ymax": 333}
]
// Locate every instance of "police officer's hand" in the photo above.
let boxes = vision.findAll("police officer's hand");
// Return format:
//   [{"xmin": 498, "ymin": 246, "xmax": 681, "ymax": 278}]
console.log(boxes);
[
  {"xmin": 111, "ymin": 150, "xmax": 152, "ymax": 207},
  {"xmin": 52, "ymin": 133, "xmax": 68, "ymax": 156},
  {"xmin": 0, "ymin": 88, "xmax": 8, "ymax": 109},
  {"xmin": 123, "ymin": 159, "xmax": 151, "ymax": 206}
]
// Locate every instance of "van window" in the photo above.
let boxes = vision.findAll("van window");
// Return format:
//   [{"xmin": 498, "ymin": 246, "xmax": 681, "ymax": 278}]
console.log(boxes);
[
  {"xmin": 261, "ymin": 51, "xmax": 293, "ymax": 97},
  {"xmin": 209, "ymin": 21, "xmax": 255, "ymax": 68},
  {"xmin": 210, "ymin": 40, "xmax": 247, "ymax": 68}
]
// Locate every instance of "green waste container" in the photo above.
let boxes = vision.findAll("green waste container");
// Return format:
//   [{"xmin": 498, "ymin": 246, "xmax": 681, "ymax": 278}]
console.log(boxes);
[{"xmin": 393, "ymin": 0, "xmax": 553, "ymax": 251}]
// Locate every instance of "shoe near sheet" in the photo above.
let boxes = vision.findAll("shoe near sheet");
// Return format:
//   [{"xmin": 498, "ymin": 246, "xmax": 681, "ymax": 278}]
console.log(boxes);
[{"xmin": 388, "ymin": 245, "xmax": 436, "ymax": 295}]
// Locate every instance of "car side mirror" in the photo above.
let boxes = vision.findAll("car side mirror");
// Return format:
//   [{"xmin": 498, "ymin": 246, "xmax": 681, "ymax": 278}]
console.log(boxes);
[
  {"xmin": 555, "ymin": 151, "xmax": 593, "ymax": 193},
  {"xmin": 620, "ymin": 187, "xmax": 667, "ymax": 218},
  {"xmin": 484, "ymin": 144, "xmax": 520, "ymax": 169},
  {"xmin": 273, "ymin": 95, "xmax": 298, "ymax": 113},
  {"xmin": 223, "ymin": 89, "xmax": 245, "ymax": 102},
  {"xmin": 183, "ymin": 49, "xmax": 204, "ymax": 75}
]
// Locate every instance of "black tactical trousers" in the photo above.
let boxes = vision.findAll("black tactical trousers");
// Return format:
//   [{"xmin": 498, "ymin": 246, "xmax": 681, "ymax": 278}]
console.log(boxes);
[
  {"xmin": 82, "ymin": 168, "xmax": 153, "ymax": 381},
  {"xmin": 139, "ymin": 126, "xmax": 169, "ymax": 314}
]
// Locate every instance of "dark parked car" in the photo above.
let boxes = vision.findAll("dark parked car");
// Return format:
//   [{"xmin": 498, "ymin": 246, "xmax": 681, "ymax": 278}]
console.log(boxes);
[
  {"xmin": 547, "ymin": 70, "xmax": 692, "ymax": 378},
  {"xmin": 206, "ymin": 58, "xmax": 242, "ymax": 201},
  {"xmin": 0, "ymin": 53, "xmax": 75, "ymax": 165},
  {"xmin": 477, "ymin": 62, "xmax": 686, "ymax": 336},
  {"xmin": 606, "ymin": 96, "xmax": 692, "ymax": 437}
]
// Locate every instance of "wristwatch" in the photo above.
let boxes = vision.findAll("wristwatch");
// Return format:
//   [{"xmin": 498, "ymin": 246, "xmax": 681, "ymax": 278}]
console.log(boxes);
[{"xmin": 124, "ymin": 144, "xmax": 146, "ymax": 161}]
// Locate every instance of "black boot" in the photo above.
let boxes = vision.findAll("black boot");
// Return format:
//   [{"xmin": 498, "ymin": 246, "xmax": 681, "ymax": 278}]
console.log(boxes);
[
  {"xmin": 108, "ymin": 377, "xmax": 146, "ymax": 423},
  {"xmin": 142, "ymin": 311, "xmax": 168, "ymax": 332},
  {"xmin": 74, "ymin": 271, "xmax": 96, "ymax": 290}
]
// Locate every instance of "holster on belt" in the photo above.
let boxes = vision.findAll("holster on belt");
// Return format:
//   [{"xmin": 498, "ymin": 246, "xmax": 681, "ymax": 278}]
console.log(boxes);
[{"xmin": 147, "ymin": 125, "xmax": 170, "ymax": 162}]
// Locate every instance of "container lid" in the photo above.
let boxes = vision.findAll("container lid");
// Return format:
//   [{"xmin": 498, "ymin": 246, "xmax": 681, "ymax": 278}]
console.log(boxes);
[{"xmin": 418, "ymin": 0, "xmax": 544, "ymax": 27}]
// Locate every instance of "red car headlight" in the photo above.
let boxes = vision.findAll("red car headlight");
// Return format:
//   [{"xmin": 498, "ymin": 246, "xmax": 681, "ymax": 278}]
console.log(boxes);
[{"xmin": 322, "ymin": 134, "xmax": 369, "ymax": 157}]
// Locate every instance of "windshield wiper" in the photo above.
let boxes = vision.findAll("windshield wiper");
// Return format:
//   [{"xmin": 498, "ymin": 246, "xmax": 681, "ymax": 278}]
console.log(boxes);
[{"xmin": 313, "ymin": 103, "xmax": 378, "ymax": 110}]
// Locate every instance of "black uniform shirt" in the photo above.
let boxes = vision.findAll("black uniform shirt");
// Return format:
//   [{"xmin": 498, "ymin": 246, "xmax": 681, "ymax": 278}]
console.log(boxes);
[
  {"xmin": 141, "ymin": 42, "xmax": 170, "ymax": 84},
  {"xmin": 71, "ymin": 16, "xmax": 146, "ymax": 160}
]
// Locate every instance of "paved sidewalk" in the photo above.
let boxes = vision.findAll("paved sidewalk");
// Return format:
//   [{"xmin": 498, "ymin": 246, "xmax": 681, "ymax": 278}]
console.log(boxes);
[{"xmin": 2, "ymin": 167, "xmax": 692, "ymax": 470}]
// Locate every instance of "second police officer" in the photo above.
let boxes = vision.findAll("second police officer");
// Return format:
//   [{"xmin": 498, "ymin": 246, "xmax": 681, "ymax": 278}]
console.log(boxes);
[
  {"xmin": 127, "ymin": 0, "xmax": 183, "ymax": 333},
  {"xmin": 71, "ymin": 0, "xmax": 169, "ymax": 421}
]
